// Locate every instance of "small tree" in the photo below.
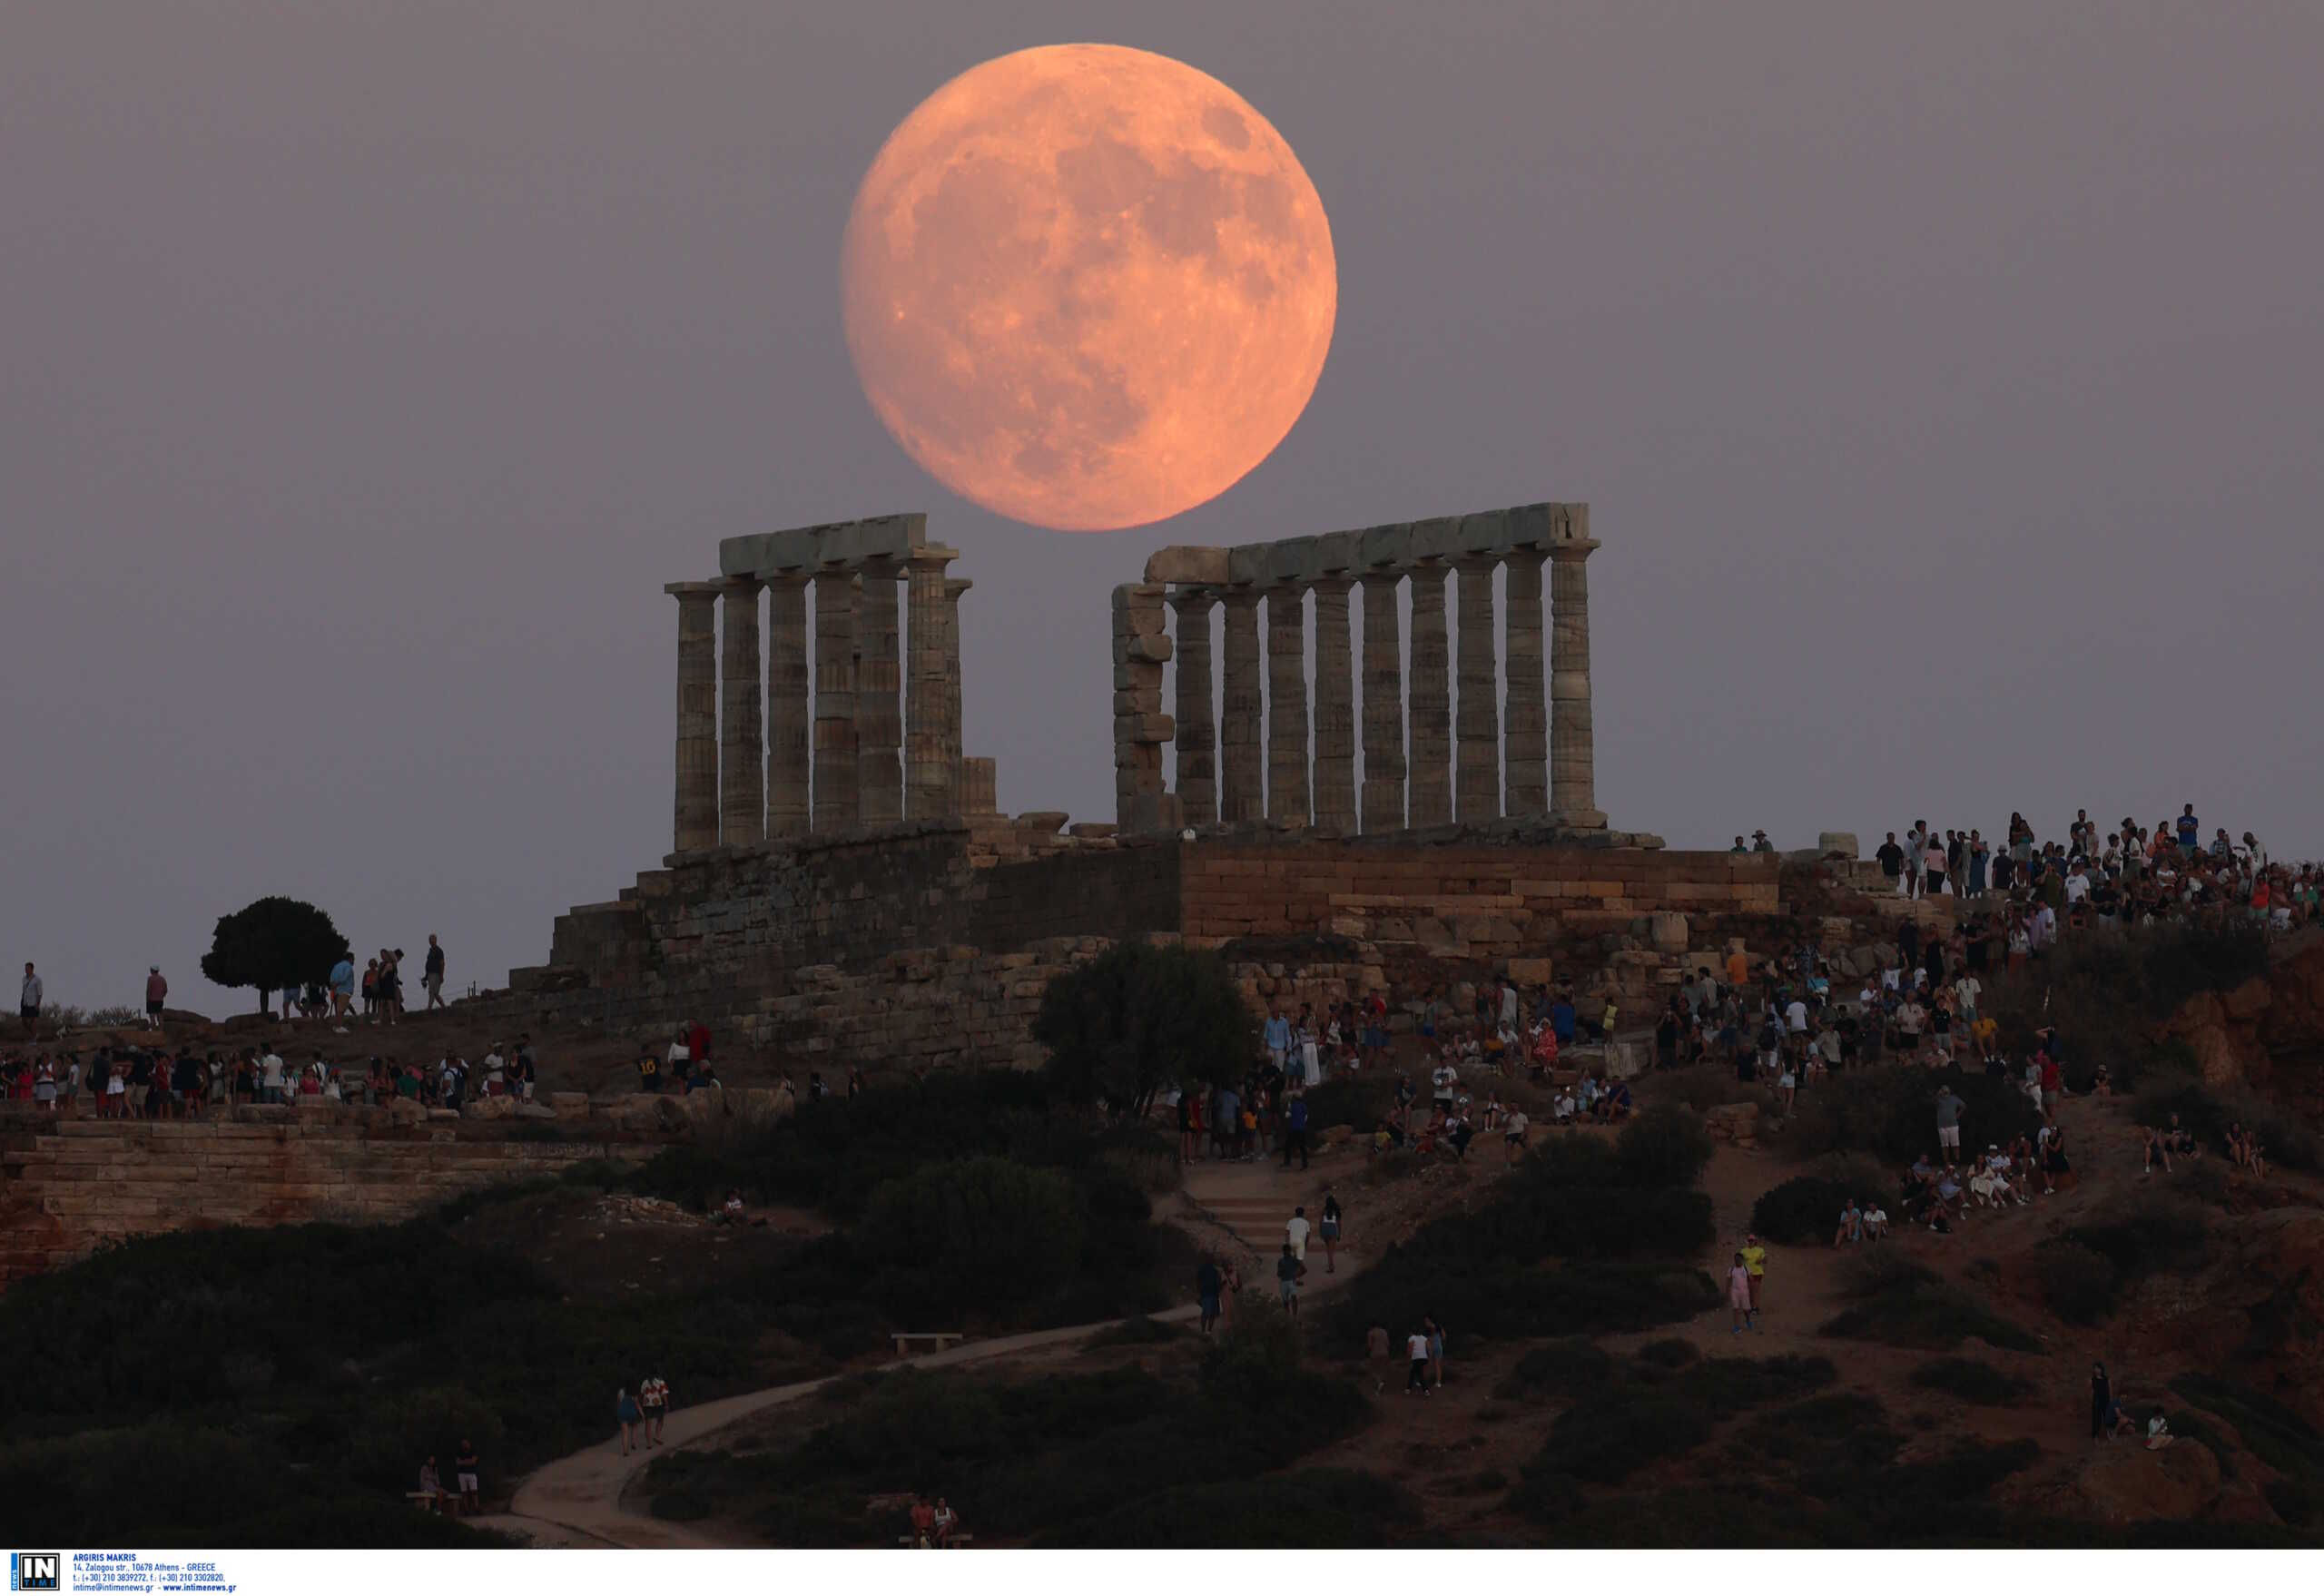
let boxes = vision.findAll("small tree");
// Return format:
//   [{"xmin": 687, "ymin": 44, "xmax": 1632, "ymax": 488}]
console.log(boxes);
[
  {"xmin": 200, "ymin": 896, "xmax": 351, "ymax": 1016},
  {"xmin": 1034, "ymin": 942, "xmax": 1259, "ymax": 1117}
]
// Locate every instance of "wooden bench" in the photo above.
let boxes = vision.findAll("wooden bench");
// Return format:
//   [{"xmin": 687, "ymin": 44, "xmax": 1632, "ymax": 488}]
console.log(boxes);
[
  {"xmin": 892, "ymin": 1332, "xmax": 965, "ymax": 1356},
  {"xmin": 406, "ymin": 1491, "xmax": 460, "ymax": 1516}
]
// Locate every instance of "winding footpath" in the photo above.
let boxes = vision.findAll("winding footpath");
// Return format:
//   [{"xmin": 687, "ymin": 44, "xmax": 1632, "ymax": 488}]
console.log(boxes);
[{"xmin": 485, "ymin": 1161, "xmax": 1364, "ymax": 1549}]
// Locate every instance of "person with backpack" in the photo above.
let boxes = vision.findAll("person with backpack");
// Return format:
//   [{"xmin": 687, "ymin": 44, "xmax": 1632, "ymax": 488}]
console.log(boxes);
[{"xmin": 1275, "ymin": 1242, "xmax": 1307, "ymax": 1316}]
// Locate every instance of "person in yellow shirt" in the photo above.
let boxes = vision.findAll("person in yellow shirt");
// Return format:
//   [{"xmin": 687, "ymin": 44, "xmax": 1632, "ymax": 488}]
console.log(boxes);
[{"xmin": 1739, "ymin": 1233, "xmax": 1768, "ymax": 1315}]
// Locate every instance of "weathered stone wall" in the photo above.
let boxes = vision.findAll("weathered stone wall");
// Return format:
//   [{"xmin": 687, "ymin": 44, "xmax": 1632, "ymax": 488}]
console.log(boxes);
[
  {"xmin": 503, "ymin": 827, "xmax": 1800, "ymax": 1072},
  {"xmin": 0, "ymin": 1114, "xmax": 664, "ymax": 1289},
  {"xmin": 1177, "ymin": 843, "xmax": 1781, "ymax": 953}
]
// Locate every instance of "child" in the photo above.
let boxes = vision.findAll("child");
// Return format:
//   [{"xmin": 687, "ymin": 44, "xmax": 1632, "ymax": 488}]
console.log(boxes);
[{"xmin": 1728, "ymin": 1251, "xmax": 1756, "ymax": 1334}]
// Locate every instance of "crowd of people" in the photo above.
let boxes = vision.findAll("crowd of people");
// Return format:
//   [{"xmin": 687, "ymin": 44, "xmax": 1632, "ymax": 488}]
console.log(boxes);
[{"xmin": 0, "ymin": 1031, "xmax": 547, "ymax": 1117}]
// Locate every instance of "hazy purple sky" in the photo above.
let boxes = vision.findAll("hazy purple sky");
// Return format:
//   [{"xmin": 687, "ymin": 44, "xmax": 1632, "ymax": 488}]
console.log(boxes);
[{"xmin": 6, "ymin": 3, "xmax": 2319, "ymax": 1015}]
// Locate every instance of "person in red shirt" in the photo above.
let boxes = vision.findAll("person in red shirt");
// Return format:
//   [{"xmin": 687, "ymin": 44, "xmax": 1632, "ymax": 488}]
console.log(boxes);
[{"xmin": 909, "ymin": 1495, "xmax": 936, "ymax": 1547}]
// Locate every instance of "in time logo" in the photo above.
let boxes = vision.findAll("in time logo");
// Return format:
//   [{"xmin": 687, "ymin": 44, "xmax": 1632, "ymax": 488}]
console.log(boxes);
[{"xmin": 10, "ymin": 1554, "xmax": 60, "ymax": 1592}]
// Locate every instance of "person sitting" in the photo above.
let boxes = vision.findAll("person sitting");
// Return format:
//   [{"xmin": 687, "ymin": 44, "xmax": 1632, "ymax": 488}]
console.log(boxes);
[
  {"xmin": 1551, "ymin": 1087, "xmax": 1578, "ymax": 1125},
  {"xmin": 1833, "ymin": 1198, "xmax": 1864, "ymax": 1246},
  {"xmin": 909, "ymin": 1495, "xmax": 936, "ymax": 1548},
  {"xmin": 1931, "ymin": 1170, "xmax": 1965, "ymax": 1225},
  {"xmin": 2145, "ymin": 1414, "xmax": 2174, "ymax": 1452},
  {"xmin": 418, "ymin": 1457, "xmax": 448, "ymax": 1513},
  {"xmin": 717, "ymin": 1187, "xmax": 746, "ymax": 1226},
  {"xmin": 2091, "ymin": 1064, "xmax": 2112, "ymax": 1098},
  {"xmin": 1862, "ymin": 1202, "xmax": 1889, "ymax": 1239},
  {"xmin": 2142, "ymin": 1126, "xmax": 2172, "ymax": 1177},
  {"xmin": 2163, "ymin": 1113, "xmax": 2200, "ymax": 1158},
  {"xmin": 931, "ymin": 1496, "xmax": 962, "ymax": 1546}
]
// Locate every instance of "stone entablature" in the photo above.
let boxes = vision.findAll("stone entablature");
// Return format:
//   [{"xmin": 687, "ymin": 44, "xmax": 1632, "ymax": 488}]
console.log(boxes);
[{"xmin": 1113, "ymin": 501, "xmax": 1606, "ymax": 836}]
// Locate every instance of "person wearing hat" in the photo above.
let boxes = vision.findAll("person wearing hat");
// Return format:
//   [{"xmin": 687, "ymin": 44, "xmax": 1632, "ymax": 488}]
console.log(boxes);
[
  {"xmin": 144, "ymin": 966, "xmax": 168, "ymax": 1024},
  {"xmin": 1751, "ymin": 829, "xmax": 1775, "ymax": 853}
]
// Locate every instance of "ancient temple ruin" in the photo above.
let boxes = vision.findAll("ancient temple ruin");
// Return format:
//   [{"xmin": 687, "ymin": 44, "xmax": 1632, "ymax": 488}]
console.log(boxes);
[
  {"xmin": 662, "ymin": 513, "xmax": 994, "ymax": 858},
  {"xmin": 1110, "ymin": 502, "xmax": 1604, "ymax": 836}
]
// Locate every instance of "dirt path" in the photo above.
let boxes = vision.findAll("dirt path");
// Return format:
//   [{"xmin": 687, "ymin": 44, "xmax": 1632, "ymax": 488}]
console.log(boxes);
[{"xmin": 485, "ymin": 1160, "xmax": 1373, "ymax": 1550}]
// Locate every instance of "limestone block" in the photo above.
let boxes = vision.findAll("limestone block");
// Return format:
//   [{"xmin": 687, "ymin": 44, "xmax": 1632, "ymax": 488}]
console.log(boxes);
[
  {"xmin": 1144, "ymin": 545, "xmax": 1234, "ymax": 586},
  {"xmin": 462, "ymin": 1095, "xmax": 515, "ymax": 1120},
  {"xmin": 1649, "ymin": 911, "xmax": 1689, "ymax": 953},
  {"xmin": 1506, "ymin": 957, "xmax": 1554, "ymax": 986},
  {"xmin": 1817, "ymin": 832, "xmax": 1860, "ymax": 859},
  {"xmin": 387, "ymin": 1099, "xmax": 428, "ymax": 1126},
  {"xmin": 515, "ymin": 1104, "xmax": 558, "ymax": 1119},
  {"xmin": 548, "ymin": 1091, "xmax": 591, "ymax": 1115}
]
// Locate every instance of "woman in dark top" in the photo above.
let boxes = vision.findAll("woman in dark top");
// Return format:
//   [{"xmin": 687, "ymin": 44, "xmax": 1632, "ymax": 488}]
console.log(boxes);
[{"xmin": 2090, "ymin": 1362, "xmax": 2112, "ymax": 1442}]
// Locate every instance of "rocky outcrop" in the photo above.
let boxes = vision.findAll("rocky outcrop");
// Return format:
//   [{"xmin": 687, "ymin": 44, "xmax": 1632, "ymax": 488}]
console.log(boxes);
[{"xmin": 2157, "ymin": 931, "xmax": 2324, "ymax": 1092}]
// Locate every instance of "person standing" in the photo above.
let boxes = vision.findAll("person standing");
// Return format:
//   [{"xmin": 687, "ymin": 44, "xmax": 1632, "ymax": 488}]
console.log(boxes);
[
  {"xmin": 329, "ymin": 953, "xmax": 357, "ymax": 1032},
  {"xmin": 424, "ymin": 936, "xmax": 448, "ymax": 1010},
  {"xmin": 144, "ymin": 966, "xmax": 168, "ymax": 1024},
  {"xmin": 2090, "ymin": 1362, "xmax": 2112, "ymax": 1444},
  {"xmin": 1935, "ymin": 1085, "xmax": 1965, "ymax": 1167},
  {"xmin": 1366, "ymin": 1324, "xmax": 1392, "ymax": 1395},
  {"xmin": 1405, "ymin": 1327, "xmax": 1433, "ymax": 1395},
  {"xmin": 1728, "ymin": 1250, "xmax": 1756, "ymax": 1334},
  {"xmin": 1196, "ymin": 1256, "xmax": 1223, "ymax": 1335},
  {"xmin": 1425, "ymin": 1315, "xmax": 1446, "ymax": 1387},
  {"xmin": 1285, "ymin": 1207, "xmax": 1312, "ymax": 1269},
  {"xmin": 1740, "ymin": 1233, "xmax": 1768, "ymax": 1316},
  {"xmin": 18, "ymin": 963, "xmax": 42, "ymax": 1030},
  {"xmin": 1280, "ymin": 1090, "xmax": 1311, "ymax": 1169},
  {"xmin": 454, "ymin": 1440, "xmax": 481, "ymax": 1513},
  {"xmin": 1318, "ymin": 1187, "xmax": 1343, "ymax": 1273}
]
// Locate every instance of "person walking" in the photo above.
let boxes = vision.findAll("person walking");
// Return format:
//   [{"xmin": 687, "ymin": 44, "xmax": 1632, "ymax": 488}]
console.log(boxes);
[
  {"xmin": 1365, "ymin": 1324, "xmax": 1391, "ymax": 1394},
  {"xmin": 1425, "ymin": 1315, "xmax": 1446, "ymax": 1387},
  {"xmin": 1196, "ymin": 1256, "xmax": 1223, "ymax": 1335},
  {"xmin": 329, "ymin": 953, "xmax": 357, "ymax": 1032},
  {"xmin": 1285, "ymin": 1206, "xmax": 1311, "ymax": 1269},
  {"xmin": 1275, "ymin": 1242, "xmax": 1306, "ymax": 1318},
  {"xmin": 639, "ymin": 1373, "xmax": 669, "ymax": 1446},
  {"xmin": 424, "ymin": 935, "xmax": 448, "ymax": 1010},
  {"xmin": 1318, "ymin": 1187, "xmax": 1343, "ymax": 1274},
  {"xmin": 615, "ymin": 1387, "xmax": 641, "ymax": 1456},
  {"xmin": 2089, "ymin": 1362, "xmax": 2112, "ymax": 1445},
  {"xmin": 1404, "ymin": 1327, "xmax": 1433, "ymax": 1395}
]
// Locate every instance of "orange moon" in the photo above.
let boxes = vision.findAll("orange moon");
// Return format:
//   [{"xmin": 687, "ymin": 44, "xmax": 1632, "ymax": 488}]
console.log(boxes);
[{"xmin": 840, "ymin": 44, "xmax": 1337, "ymax": 531}]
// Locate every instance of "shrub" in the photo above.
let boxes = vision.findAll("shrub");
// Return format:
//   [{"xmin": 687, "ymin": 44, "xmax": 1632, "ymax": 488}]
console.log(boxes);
[
  {"xmin": 1909, "ymin": 1357, "xmax": 2034, "ymax": 1406},
  {"xmin": 1821, "ymin": 1253, "xmax": 2041, "ymax": 1352},
  {"xmin": 2065, "ymin": 1194, "xmax": 2209, "ymax": 1279},
  {"xmin": 1750, "ymin": 1177, "xmax": 1857, "ymax": 1246},
  {"xmin": 1037, "ymin": 1470, "xmax": 1413, "ymax": 1548},
  {"xmin": 1637, "ymin": 1338, "xmax": 1699, "ymax": 1370},
  {"xmin": 1525, "ymin": 1390, "xmax": 1714, "ymax": 1483},
  {"xmin": 2034, "ymin": 1240, "xmax": 2119, "ymax": 1325},
  {"xmin": 856, "ymin": 1158, "xmax": 1087, "ymax": 1314},
  {"xmin": 1610, "ymin": 1104, "xmax": 1715, "ymax": 1189},
  {"xmin": 2170, "ymin": 1375, "xmax": 2324, "ymax": 1496},
  {"xmin": 1331, "ymin": 1255, "xmax": 1718, "ymax": 1346},
  {"xmin": 1782, "ymin": 1066, "xmax": 2041, "ymax": 1167}
]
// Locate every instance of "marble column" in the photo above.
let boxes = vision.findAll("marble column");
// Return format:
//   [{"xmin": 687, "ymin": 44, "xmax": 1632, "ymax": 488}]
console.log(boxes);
[
  {"xmin": 904, "ymin": 547, "xmax": 961, "ymax": 820},
  {"xmin": 1310, "ymin": 576, "xmax": 1356, "ymax": 832},
  {"xmin": 717, "ymin": 576, "xmax": 765, "ymax": 847},
  {"xmin": 665, "ymin": 582, "xmax": 722, "ymax": 853},
  {"xmin": 810, "ymin": 568, "xmax": 859, "ymax": 832},
  {"xmin": 763, "ymin": 574, "xmax": 811, "ymax": 836},
  {"xmin": 854, "ymin": 557, "xmax": 903, "ymax": 825},
  {"xmin": 1265, "ymin": 584, "xmax": 1310, "ymax": 825},
  {"xmin": 1453, "ymin": 556, "xmax": 1502, "ymax": 823},
  {"xmin": 1502, "ymin": 548, "xmax": 1549, "ymax": 815},
  {"xmin": 940, "ymin": 576, "xmax": 970, "ymax": 808},
  {"xmin": 1169, "ymin": 588, "xmax": 1218, "ymax": 826},
  {"xmin": 1405, "ymin": 563, "xmax": 1452, "ymax": 827},
  {"xmin": 1218, "ymin": 588, "xmax": 1264, "ymax": 823},
  {"xmin": 1359, "ymin": 571, "xmax": 1407, "ymax": 832},
  {"xmin": 1551, "ymin": 538, "xmax": 1608, "ymax": 827}
]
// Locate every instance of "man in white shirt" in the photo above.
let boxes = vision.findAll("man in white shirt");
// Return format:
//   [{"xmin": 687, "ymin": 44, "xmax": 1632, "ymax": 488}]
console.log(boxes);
[
  {"xmin": 260, "ymin": 1048, "xmax": 286, "ymax": 1105},
  {"xmin": 1954, "ymin": 974, "xmax": 1982, "ymax": 1025},
  {"xmin": 1431, "ymin": 1061, "xmax": 1459, "ymax": 1113},
  {"xmin": 2064, "ymin": 866, "xmax": 2091, "ymax": 906},
  {"xmin": 1785, "ymin": 997, "xmax": 1808, "ymax": 1033},
  {"xmin": 1404, "ymin": 1331, "xmax": 1433, "ymax": 1395}
]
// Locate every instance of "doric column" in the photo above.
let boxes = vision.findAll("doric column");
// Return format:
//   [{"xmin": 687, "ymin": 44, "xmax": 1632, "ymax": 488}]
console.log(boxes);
[
  {"xmin": 1113, "ymin": 584, "xmax": 1172, "ymax": 832},
  {"xmin": 1218, "ymin": 588, "xmax": 1263, "ymax": 823},
  {"xmin": 1169, "ymin": 589, "xmax": 1218, "ymax": 826},
  {"xmin": 1454, "ymin": 556, "xmax": 1502, "ymax": 823},
  {"xmin": 1310, "ymin": 577, "xmax": 1356, "ymax": 832},
  {"xmin": 1502, "ymin": 547, "xmax": 1549, "ymax": 815},
  {"xmin": 1360, "ymin": 571, "xmax": 1406, "ymax": 832},
  {"xmin": 718, "ymin": 576, "xmax": 765, "ymax": 846},
  {"xmin": 1265, "ymin": 584, "xmax": 1310, "ymax": 826},
  {"xmin": 810, "ymin": 568, "xmax": 859, "ymax": 832},
  {"xmin": 854, "ymin": 557, "xmax": 903, "ymax": 825},
  {"xmin": 905, "ymin": 547, "xmax": 961, "ymax": 820},
  {"xmin": 1405, "ymin": 563, "xmax": 1452, "ymax": 826},
  {"xmin": 940, "ymin": 576, "xmax": 970, "ymax": 808},
  {"xmin": 1550, "ymin": 538, "xmax": 1607, "ymax": 827},
  {"xmin": 665, "ymin": 582, "xmax": 722, "ymax": 853},
  {"xmin": 764, "ymin": 574, "xmax": 811, "ymax": 836}
]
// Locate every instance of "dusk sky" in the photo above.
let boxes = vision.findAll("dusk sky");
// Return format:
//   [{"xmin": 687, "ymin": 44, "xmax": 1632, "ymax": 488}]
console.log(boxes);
[{"xmin": 6, "ymin": 3, "xmax": 2319, "ymax": 1015}]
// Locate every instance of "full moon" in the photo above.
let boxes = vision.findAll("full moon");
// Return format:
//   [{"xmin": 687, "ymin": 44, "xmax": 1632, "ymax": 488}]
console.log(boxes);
[{"xmin": 841, "ymin": 44, "xmax": 1337, "ymax": 531}]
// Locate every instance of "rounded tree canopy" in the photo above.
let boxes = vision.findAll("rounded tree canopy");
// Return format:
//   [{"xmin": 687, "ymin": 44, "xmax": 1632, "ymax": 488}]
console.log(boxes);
[{"xmin": 200, "ymin": 895, "xmax": 353, "ymax": 1003}]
